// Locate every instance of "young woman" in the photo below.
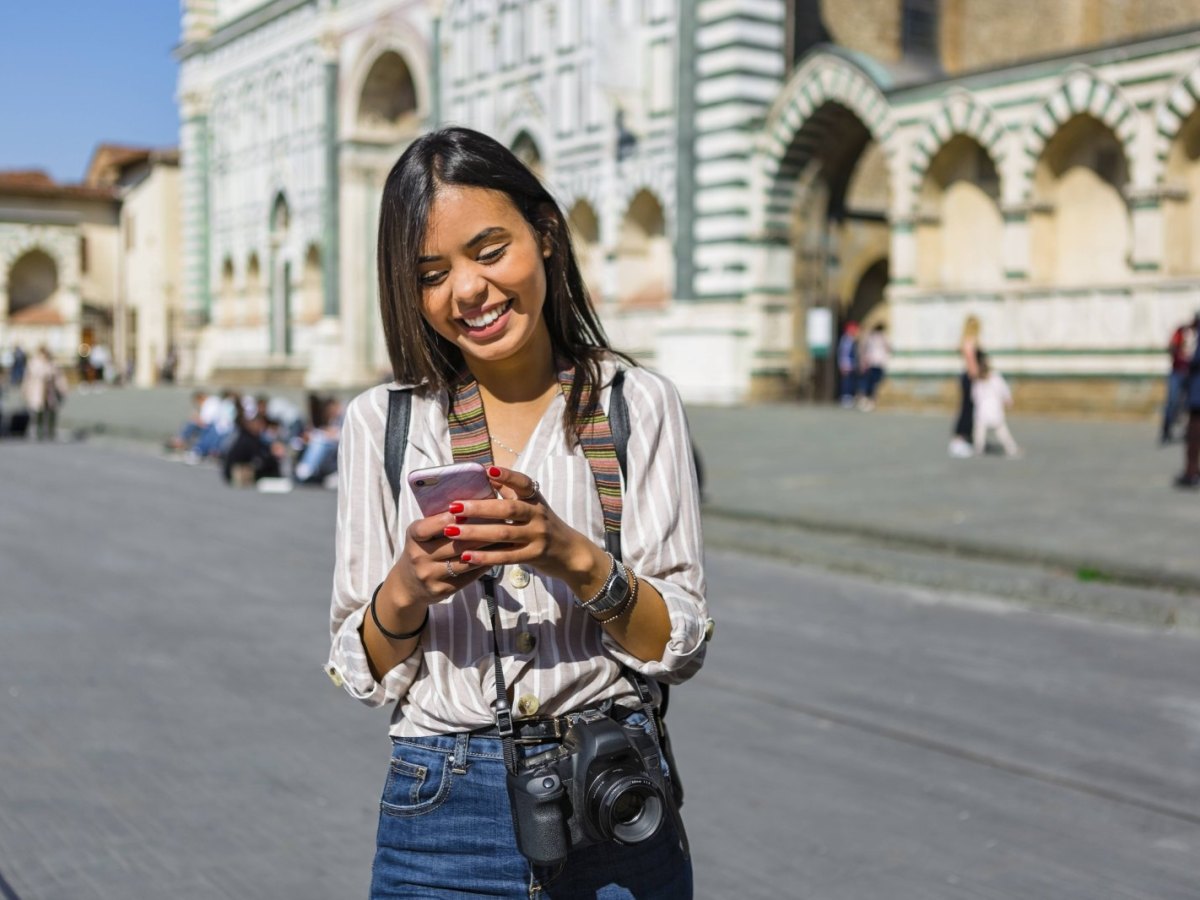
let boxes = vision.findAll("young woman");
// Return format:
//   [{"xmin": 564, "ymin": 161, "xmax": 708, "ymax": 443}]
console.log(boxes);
[
  {"xmin": 326, "ymin": 127, "xmax": 708, "ymax": 898},
  {"xmin": 950, "ymin": 314, "xmax": 982, "ymax": 458}
]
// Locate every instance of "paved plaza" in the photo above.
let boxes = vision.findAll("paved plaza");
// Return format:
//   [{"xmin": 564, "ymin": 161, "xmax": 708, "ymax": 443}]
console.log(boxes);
[
  {"xmin": 47, "ymin": 384, "xmax": 1200, "ymax": 627},
  {"xmin": 1, "ymin": 440, "xmax": 1198, "ymax": 899}
]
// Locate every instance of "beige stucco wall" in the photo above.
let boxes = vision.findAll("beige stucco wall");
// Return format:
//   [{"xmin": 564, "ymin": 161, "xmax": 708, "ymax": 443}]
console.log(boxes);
[{"xmin": 122, "ymin": 163, "xmax": 182, "ymax": 386}]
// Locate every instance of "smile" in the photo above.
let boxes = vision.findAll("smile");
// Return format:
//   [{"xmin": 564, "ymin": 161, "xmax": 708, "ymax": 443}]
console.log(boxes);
[{"xmin": 460, "ymin": 300, "xmax": 512, "ymax": 330}]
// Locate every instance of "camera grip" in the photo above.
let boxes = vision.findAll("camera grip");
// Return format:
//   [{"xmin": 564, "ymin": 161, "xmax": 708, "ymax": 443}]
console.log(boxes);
[{"xmin": 507, "ymin": 770, "xmax": 570, "ymax": 866}]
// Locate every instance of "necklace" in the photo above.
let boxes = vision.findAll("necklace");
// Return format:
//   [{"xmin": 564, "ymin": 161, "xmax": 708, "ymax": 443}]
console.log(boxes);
[{"xmin": 491, "ymin": 435, "xmax": 523, "ymax": 457}]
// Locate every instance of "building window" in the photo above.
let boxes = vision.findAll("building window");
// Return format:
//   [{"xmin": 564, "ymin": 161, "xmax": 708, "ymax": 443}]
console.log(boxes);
[
  {"xmin": 80, "ymin": 235, "xmax": 89, "ymax": 273},
  {"xmin": 125, "ymin": 215, "xmax": 135, "ymax": 251},
  {"xmin": 902, "ymin": 0, "xmax": 939, "ymax": 60}
]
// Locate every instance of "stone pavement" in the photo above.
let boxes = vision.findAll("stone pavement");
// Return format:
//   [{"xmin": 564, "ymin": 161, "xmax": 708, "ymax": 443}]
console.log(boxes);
[{"xmin": 32, "ymin": 381, "xmax": 1200, "ymax": 614}]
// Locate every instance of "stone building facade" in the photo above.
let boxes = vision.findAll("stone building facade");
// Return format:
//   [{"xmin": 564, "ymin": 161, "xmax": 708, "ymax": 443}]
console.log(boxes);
[
  {"xmin": 176, "ymin": 0, "xmax": 1200, "ymax": 411},
  {"xmin": 0, "ymin": 147, "xmax": 180, "ymax": 386}
]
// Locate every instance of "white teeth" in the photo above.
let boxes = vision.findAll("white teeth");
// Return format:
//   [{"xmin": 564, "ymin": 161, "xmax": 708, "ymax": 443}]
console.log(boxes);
[{"xmin": 463, "ymin": 301, "xmax": 510, "ymax": 329}]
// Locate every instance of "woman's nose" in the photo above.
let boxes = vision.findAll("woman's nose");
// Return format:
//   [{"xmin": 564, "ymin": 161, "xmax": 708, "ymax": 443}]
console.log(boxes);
[{"xmin": 449, "ymin": 264, "xmax": 488, "ymax": 306}]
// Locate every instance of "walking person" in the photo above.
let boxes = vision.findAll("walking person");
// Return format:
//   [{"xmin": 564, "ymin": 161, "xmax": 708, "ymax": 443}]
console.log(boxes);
[
  {"xmin": 970, "ymin": 351, "xmax": 1021, "ymax": 458},
  {"xmin": 949, "ymin": 315, "xmax": 982, "ymax": 458},
  {"xmin": 9, "ymin": 344, "xmax": 27, "ymax": 388},
  {"xmin": 837, "ymin": 321, "xmax": 861, "ymax": 408},
  {"xmin": 326, "ymin": 127, "xmax": 707, "ymax": 898},
  {"xmin": 1175, "ymin": 322, "xmax": 1200, "ymax": 489},
  {"xmin": 23, "ymin": 346, "xmax": 66, "ymax": 442},
  {"xmin": 1162, "ymin": 313, "xmax": 1199, "ymax": 444},
  {"xmin": 858, "ymin": 323, "xmax": 890, "ymax": 411}
]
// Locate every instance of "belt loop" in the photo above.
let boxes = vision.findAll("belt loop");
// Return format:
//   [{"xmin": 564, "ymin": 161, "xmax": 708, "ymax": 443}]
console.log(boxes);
[{"xmin": 451, "ymin": 733, "xmax": 469, "ymax": 775}]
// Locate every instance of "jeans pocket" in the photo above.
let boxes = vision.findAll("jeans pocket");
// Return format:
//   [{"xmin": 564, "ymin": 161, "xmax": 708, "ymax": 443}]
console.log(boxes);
[{"xmin": 381, "ymin": 742, "xmax": 453, "ymax": 817}]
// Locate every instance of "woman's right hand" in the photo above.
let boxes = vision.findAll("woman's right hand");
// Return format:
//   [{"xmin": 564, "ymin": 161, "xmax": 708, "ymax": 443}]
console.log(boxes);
[{"xmin": 389, "ymin": 511, "xmax": 487, "ymax": 610}]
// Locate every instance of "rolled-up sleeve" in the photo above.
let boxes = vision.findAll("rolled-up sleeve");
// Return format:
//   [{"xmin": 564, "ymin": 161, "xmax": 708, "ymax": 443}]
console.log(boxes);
[
  {"xmin": 600, "ymin": 369, "xmax": 708, "ymax": 684},
  {"xmin": 325, "ymin": 389, "xmax": 424, "ymax": 707}
]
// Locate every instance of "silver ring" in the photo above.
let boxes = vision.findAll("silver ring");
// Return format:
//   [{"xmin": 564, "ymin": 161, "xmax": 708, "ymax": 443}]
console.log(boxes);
[
  {"xmin": 445, "ymin": 559, "xmax": 458, "ymax": 579},
  {"xmin": 521, "ymin": 479, "xmax": 540, "ymax": 501}
]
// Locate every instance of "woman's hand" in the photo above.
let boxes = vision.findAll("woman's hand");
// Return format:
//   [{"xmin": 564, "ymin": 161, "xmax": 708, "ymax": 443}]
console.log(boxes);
[
  {"xmin": 387, "ymin": 511, "xmax": 489, "ymax": 611},
  {"xmin": 440, "ymin": 465, "xmax": 600, "ymax": 585}
]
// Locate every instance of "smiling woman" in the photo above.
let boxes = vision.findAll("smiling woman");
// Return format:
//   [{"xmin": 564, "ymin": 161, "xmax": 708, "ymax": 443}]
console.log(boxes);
[{"xmin": 328, "ymin": 128, "xmax": 709, "ymax": 899}]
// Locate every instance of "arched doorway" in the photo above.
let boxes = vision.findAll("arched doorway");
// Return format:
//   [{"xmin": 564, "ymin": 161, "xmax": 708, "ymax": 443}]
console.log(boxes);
[
  {"xmin": 511, "ymin": 131, "xmax": 544, "ymax": 180},
  {"xmin": 1162, "ymin": 109, "xmax": 1200, "ymax": 275},
  {"xmin": 616, "ymin": 189, "xmax": 670, "ymax": 309},
  {"xmin": 270, "ymin": 193, "xmax": 292, "ymax": 355},
  {"xmin": 568, "ymin": 199, "xmax": 602, "ymax": 302},
  {"xmin": 916, "ymin": 135, "xmax": 1003, "ymax": 289},
  {"xmin": 1030, "ymin": 114, "xmax": 1131, "ymax": 286},
  {"xmin": 357, "ymin": 51, "xmax": 419, "ymax": 139},
  {"xmin": 785, "ymin": 102, "xmax": 891, "ymax": 401},
  {"xmin": 7, "ymin": 249, "xmax": 59, "ymax": 320}
]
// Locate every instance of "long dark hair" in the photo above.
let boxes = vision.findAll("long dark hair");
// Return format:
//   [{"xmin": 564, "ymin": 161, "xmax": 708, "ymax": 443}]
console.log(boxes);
[{"xmin": 376, "ymin": 126, "xmax": 629, "ymax": 433}]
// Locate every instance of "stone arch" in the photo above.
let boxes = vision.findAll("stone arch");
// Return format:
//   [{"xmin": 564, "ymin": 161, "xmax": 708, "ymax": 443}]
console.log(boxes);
[
  {"xmin": 1152, "ymin": 61, "xmax": 1200, "ymax": 184},
  {"xmin": 343, "ymin": 33, "xmax": 430, "ymax": 141},
  {"xmin": 300, "ymin": 243, "xmax": 323, "ymax": 323},
  {"xmin": 916, "ymin": 135, "xmax": 1004, "ymax": 289},
  {"xmin": 1020, "ymin": 67, "xmax": 1138, "ymax": 201},
  {"xmin": 907, "ymin": 91, "xmax": 1007, "ymax": 216},
  {"xmin": 7, "ymin": 248, "xmax": 59, "ymax": 320},
  {"xmin": 1029, "ymin": 114, "xmax": 1131, "ymax": 285},
  {"xmin": 510, "ymin": 129, "xmax": 544, "ymax": 178},
  {"xmin": 567, "ymin": 197, "xmax": 602, "ymax": 300},
  {"xmin": 616, "ymin": 188, "xmax": 671, "ymax": 309},
  {"xmin": 756, "ymin": 50, "xmax": 896, "ymax": 235},
  {"xmin": 216, "ymin": 256, "xmax": 237, "ymax": 326}
]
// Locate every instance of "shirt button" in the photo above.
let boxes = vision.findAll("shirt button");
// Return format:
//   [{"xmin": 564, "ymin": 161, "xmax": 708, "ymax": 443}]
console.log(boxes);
[
  {"xmin": 516, "ymin": 632, "xmax": 536, "ymax": 654},
  {"xmin": 516, "ymin": 694, "xmax": 540, "ymax": 717},
  {"xmin": 508, "ymin": 566, "xmax": 531, "ymax": 589}
]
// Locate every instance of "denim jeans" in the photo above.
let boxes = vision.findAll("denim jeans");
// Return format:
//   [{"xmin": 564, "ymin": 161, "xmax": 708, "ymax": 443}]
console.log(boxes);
[
  {"xmin": 371, "ymin": 712, "xmax": 692, "ymax": 899},
  {"xmin": 1163, "ymin": 370, "xmax": 1187, "ymax": 438}
]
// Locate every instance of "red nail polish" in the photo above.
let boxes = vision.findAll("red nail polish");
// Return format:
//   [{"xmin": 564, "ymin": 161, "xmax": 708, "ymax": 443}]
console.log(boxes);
[
  {"xmin": 488, "ymin": 466, "xmax": 501, "ymax": 478},
  {"xmin": 455, "ymin": 515, "xmax": 468, "ymax": 524},
  {"xmin": 461, "ymin": 552, "xmax": 473, "ymax": 563},
  {"xmin": 448, "ymin": 502, "xmax": 465, "ymax": 514},
  {"xmin": 443, "ymin": 525, "xmax": 461, "ymax": 537}
]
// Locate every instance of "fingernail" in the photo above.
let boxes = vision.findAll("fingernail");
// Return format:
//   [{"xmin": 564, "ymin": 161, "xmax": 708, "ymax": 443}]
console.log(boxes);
[
  {"xmin": 448, "ymin": 502, "xmax": 465, "ymax": 514},
  {"xmin": 488, "ymin": 466, "xmax": 501, "ymax": 478},
  {"xmin": 443, "ymin": 525, "xmax": 461, "ymax": 537},
  {"xmin": 461, "ymin": 552, "xmax": 473, "ymax": 563},
  {"xmin": 455, "ymin": 515, "xmax": 468, "ymax": 524}
]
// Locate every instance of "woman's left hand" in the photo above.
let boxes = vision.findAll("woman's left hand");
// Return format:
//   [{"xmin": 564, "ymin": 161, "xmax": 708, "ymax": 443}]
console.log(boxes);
[{"xmin": 443, "ymin": 465, "xmax": 596, "ymax": 584}]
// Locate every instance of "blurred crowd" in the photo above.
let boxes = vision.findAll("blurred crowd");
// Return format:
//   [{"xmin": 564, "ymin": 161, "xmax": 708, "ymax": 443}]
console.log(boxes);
[
  {"xmin": 165, "ymin": 389, "xmax": 344, "ymax": 491},
  {"xmin": 0, "ymin": 343, "xmax": 69, "ymax": 441}
]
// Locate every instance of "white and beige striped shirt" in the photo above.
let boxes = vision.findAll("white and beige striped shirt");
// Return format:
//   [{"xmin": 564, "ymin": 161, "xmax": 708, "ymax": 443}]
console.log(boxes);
[{"xmin": 326, "ymin": 358, "xmax": 708, "ymax": 737}]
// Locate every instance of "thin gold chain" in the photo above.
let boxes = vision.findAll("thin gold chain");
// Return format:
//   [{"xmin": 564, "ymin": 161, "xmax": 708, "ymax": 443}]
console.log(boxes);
[{"xmin": 490, "ymin": 435, "xmax": 523, "ymax": 457}]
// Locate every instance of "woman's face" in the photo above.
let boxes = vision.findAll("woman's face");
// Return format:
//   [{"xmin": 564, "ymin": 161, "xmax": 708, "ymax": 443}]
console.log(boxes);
[{"xmin": 416, "ymin": 184, "xmax": 551, "ymax": 369}]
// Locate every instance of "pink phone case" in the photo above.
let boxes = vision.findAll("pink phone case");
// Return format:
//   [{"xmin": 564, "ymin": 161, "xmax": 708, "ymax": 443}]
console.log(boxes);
[{"xmin": 408, "ymin": 462, "xmax": 496, "ymax": 517}]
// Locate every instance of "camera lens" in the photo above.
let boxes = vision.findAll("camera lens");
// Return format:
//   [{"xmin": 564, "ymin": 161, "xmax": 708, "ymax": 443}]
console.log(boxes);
[{"xmin": 589, "ymin": 773, "xmax": 663, "ymax": 845}]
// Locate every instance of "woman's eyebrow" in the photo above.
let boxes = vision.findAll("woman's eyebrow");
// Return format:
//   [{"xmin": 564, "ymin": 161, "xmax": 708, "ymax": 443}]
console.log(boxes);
[{"xmin": 418, "ymin": 226, "xmax": 508, "ymax": 264}]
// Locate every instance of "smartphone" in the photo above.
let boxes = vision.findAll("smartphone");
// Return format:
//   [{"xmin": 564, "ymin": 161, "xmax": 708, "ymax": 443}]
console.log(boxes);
[{"xmin": 408, "ymin": 462, "xmax": 496, "ymax": 518}]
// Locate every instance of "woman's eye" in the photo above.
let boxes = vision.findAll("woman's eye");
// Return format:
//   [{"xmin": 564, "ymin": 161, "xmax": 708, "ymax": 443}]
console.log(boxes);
[
  {"xmin": 479, "ymin": 244, "xmax": 508, "ymax": 263},
  {"xmin": 419, "ymin": 270, "xmax": 447, "ymax": 286}
]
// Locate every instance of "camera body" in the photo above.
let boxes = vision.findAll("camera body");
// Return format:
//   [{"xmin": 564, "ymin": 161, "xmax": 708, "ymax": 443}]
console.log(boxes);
[{"xmin": 506, "ymin": 709, "xmax": 674, "ymax": 866}]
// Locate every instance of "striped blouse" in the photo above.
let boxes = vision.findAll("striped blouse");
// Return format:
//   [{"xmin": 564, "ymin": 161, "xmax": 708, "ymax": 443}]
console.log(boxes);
[{"xmin": 325, "ymin": 357, "xmax": 709, "ymax": 737}]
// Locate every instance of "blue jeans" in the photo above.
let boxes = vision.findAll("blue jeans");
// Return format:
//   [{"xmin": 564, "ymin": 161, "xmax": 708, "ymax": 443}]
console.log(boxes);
[
  {"xmin": 371, "ymin": 713, "xmax": 692, "ymax": 899},
  {"xmin": 1163, "ymin": 370, "xmax": 1187, "ymax": 438}
]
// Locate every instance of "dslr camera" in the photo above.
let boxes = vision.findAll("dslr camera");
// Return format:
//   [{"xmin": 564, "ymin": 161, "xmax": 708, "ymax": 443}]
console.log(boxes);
[{"xmin": 506, "ymin": 709, "xmax": 681, "ymax": 866}]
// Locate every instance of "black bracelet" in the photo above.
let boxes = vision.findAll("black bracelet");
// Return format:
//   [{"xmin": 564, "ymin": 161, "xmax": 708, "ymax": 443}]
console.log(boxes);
[{"xmin": 369, "ymin": 583, "xmax": 429, "ymax": 641}]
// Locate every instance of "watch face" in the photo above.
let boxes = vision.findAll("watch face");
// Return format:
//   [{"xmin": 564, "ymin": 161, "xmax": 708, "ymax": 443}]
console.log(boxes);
[{"xmin": 598, "ymin": 567, "xmax": 630, "ymax": 612}]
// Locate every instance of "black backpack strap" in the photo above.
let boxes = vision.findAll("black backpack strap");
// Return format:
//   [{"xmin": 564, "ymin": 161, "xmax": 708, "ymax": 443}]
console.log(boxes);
[{"xmin": 384, "ymin": 388, "xmax": 413, "ymax": 509}]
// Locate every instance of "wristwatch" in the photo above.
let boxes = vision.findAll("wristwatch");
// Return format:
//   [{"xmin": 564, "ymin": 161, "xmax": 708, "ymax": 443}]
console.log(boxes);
[{"xmin": 578, "ymin": 554, "xmax": 631, "ymax": 616}]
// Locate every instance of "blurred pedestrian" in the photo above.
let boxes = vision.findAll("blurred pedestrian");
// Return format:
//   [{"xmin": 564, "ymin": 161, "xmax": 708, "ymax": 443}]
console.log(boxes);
[
  {"xmin": 1162, "ymin": 313, "xmax": 1199, "ymax": 444},
  {"xmin": 837, "ymin": 321, "xmax": 861, "ymax": 408},
  {"xmin": 971, "ymin": 351, "xmax": 1020, "ymax": 458},
  {"xmin": 858, "ymin": 323, "xmax": 890, "ymax": 411},
  {"xmin": 23, "ymin": 346, "xmax": 67, "ymax": 441},
  {"xmin": 293, "ymin": 395, "xmax": 343, "ymax": 485},
  {"xmin": 950, "ymin": 315, "xmax": 982, "ymax": 458},
  {"xmin": 9, "ymin": 344, "xmax": 27, "ymax": 388},
  {"xmin": 1174, "ymin": 323, "xmax": 1200, "ymax": 489}
]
